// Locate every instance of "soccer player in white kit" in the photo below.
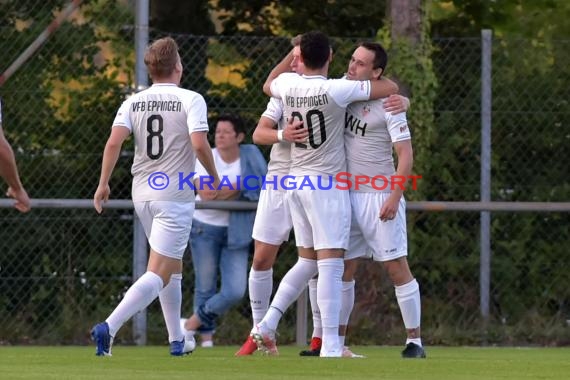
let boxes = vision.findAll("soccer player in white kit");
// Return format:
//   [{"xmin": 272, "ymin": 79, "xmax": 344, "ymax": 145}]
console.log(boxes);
[
  {"xmin": 235, "ymin": 39, "xmax": 308, "ymax": 356},
  {"xmin": 302, "ymin": 92, "xmax": 411, "ymax": 357},
  {"xmin": 342, "ymin": 42, "xmax": 425, "ymax": 358},
  {"xmin": 91, "ymin": 37, "xmax": 220, "ymax": 357},
  {"xmin": 0, "ymin": 99, "xmax": 30, "ymax": 213},
  {"xmin": 251, "ymin": 31, "xmax": 399, "ymax": 357}
]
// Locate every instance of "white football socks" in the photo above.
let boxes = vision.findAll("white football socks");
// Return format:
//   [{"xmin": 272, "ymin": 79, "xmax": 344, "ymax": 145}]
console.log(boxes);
[
  {"xmin": 317, "ymin": 258, "xmax": 343, "ymax": 352},
  {"xmin": 339, "ymin": 280, "xmax": 355, "ymax": 326},
  {"xmin": 308, "ymin": 277, "xmax": 322, "ymax": 338},
  {"xmin": 106, "ymin": 271, "xmax": 163, "ymax": 337},
  {"xmin": 248, "ymin": 268, "xmax": 273, "ymax": 327},
  {"xmin": 339, "ymin": 280, "xmax": 355, "ymax": 346},
  {"xmin": 158, "ymin": 273, "xmax": 183, "ymax": 343},
  {"xmin": 395, "ymin": 278, "xmax": 422, "ymax": 346},
  {"xmin": 262, "ymin": 257, "xmax": 317, "ymax": 332}
]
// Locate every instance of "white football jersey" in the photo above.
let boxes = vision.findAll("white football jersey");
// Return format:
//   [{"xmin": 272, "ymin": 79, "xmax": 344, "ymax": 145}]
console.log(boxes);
[
  {"xmin": 344, "ymin": 98, "xmax": 411, "ymax": 192},
  {"xmin": 112, "ymin": 83, "xmax": 209, "ymax": 202},
  {"xmin": 270, "ymin": 72, "xmax": 371, "ymax": 177},
  {"xmin": 261, "ymin": 97, "xmax": 291, "ymax": 177}
]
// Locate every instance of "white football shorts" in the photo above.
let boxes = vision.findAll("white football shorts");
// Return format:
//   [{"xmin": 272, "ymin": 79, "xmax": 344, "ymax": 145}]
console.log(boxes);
[
  {"xmin": 134, "ymin": 200, "xmax": 194, "ymax": 260},
  {"xmin": 287, "ymin": 179, "xmax": 351, "ymax": 250},
  {"xmin": 345, "ymin": 192, "xmax": 407, "ymax": 261},
  {"xmin": 252, "ymin": 188, "xmax": 293, "ymax": 245}
]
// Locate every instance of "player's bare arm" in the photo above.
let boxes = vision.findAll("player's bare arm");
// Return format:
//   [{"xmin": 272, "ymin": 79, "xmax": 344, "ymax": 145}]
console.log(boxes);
[
  {"xmin": 262, "ymin": 49, "xmax": 295, "ymax": 97},
  {"xmin": 193, "ymin": 178, "xmax": 239, "ymax": 200},
  {"xmin": 384, "ymin": 94, "xmax": 411, "ymax": 114},
  {"xmin": 369, "ymin": 77, "xmax": 399, "ymax": 100},
  {"xmin": 252, "ymin": 116, "xmax": 306, "ymax": 145},
  {"xmin": 0, "ymin": 130, "xmax": 23, "ymax": 191},
  {"xmin": 94, "ymin": 126, "xmax": 130, "ymax": 214},
  {"xmin": 0, "ymin": 129, "xmax": 30, "ymax": 212},
  {"xmin": 379, "ymin": 140, "xmax": 413, "ymax": 222},
  {"xmin": 191, "ymin": 131, "xmax": 220, "ymax": 200}
]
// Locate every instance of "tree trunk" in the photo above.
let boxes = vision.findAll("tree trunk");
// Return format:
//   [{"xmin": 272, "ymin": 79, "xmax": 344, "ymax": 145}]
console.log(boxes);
[
  {"xmin": 386, "ymin": 0, "xmax": 423, "ymax": 96},
  {"xmin": 389, "ymin": 0, "xmax": 422, "ymax": 46}
]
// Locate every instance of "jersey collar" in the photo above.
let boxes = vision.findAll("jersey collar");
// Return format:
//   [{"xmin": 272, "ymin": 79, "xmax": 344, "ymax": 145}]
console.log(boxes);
[{"xmin": 301, "ymin": 74, "xmax": 328, "ymax": 80}]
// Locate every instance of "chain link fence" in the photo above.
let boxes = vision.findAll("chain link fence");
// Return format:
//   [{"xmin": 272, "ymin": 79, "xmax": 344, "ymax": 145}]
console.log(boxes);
[{"xmin": 1, "ymin": 1, "xmax": 569, "ymax": 346}]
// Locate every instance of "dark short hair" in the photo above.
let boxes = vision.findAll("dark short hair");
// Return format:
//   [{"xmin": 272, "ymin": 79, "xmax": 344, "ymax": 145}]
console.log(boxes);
[
  {"xmin": 215, "ymin": 113, "xmax": 246, "ymax": 136},
  {"xmin": 300, "ymin": 31, "xmax": 331, "ymax": 70},
  {"xmin": 358, "ymin": 42, "xmax": 388, "ymax": 74}
]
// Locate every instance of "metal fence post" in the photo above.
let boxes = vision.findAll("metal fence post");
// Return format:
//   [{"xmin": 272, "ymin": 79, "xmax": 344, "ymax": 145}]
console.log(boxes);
[
  {"xmin": 132, "ymin": 0, "xmax": 149, "ymax": 346},
  {"xmin": 480, "ymin": 29, "xmax": 493, "ymax": 321}
]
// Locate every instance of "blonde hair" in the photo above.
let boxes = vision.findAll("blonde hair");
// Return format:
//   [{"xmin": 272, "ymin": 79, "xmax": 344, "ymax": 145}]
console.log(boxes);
[
  {"xmin": 144, "ymin": 37, "xmax": 179, "ymax": 79},
  {"xmin": 291, "ymin": 34, "xmax": 302, "ymax": 47}
]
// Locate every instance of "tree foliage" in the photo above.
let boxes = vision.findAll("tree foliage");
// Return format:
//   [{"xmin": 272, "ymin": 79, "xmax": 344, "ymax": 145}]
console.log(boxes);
[
  {"xmin": 208, "ymin": 0, "xmax": 388, "ymax": 37},
  {"xmin": 431, "ymin": 0, "xmax": 570, "ymax": 38}
]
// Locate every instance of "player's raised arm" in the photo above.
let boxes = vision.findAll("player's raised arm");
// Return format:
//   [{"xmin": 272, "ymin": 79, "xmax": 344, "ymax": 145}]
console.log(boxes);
[{"xmin": 263, "ymin": 49, "xmax": 295, "ymax": 97}]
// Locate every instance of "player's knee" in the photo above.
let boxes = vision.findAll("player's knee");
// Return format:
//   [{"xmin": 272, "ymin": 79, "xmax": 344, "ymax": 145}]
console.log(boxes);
[
  {"xmin": 384, "ymin": 258, "xmax": 413, "ymax": 285},
  {"xmin": 252, "ymin": 255, "xmax": 275, "ymax": 270}
]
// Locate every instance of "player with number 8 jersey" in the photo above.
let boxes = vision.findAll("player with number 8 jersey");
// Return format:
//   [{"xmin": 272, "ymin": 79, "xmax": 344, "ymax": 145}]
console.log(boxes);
[
  {"xmin": 112, "ymin": 83, "xmax": 209, "ymax": 202},
  {"xmin": 91, "ymin": 37, "xmax": 219, "ymax": 358}
]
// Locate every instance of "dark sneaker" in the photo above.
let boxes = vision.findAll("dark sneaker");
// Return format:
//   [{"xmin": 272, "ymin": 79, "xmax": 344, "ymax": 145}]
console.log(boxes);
[
  {"xmin": 299, "ymin": 348, "xmax": 321, "ymax": 356},
  {"xmin": 170, "ymin": 337, "xmax": 195, "ymax": 356},
  {"xmin": 299, "ymin": 336, "xmax": 321, "ymax": 356},
  {"xmin": 401, "ymin": 342, "xmax": 426, "ymax": 358},
  {"xmin": 91, "ymin": 322, "xmax": 113, "ymax": 356}
]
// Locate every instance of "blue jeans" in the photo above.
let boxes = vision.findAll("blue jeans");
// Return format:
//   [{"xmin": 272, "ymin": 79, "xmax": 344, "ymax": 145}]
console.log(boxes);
[{"xmin": 190, "ymin": 219, "xmax": 249, "ymax": 334}]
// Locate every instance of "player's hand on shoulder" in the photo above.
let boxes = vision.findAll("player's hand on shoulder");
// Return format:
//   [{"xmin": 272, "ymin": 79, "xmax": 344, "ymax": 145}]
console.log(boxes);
[
  {"xmin": 93, "ymin": 184, "xmax": 111, "ymax": 214},
  {"xmin": 283, "ymin": 118, "xmax": 308, "ymax": 143},
  {"xmin": 383, "ymin": 95, "xmax": 410, "ymax": 115}
]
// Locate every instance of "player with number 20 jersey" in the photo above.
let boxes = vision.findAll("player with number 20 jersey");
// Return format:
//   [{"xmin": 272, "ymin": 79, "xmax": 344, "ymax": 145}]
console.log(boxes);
[{"xmin": 269, "ymin": 72, "xmax": 372, "ymax": 250}]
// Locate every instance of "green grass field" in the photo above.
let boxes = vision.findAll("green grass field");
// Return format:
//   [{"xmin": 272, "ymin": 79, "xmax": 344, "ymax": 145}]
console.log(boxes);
[{"xmin": 1, "ymin": 345, "xmax": 568, "ymax": 380}]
